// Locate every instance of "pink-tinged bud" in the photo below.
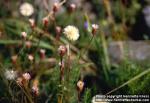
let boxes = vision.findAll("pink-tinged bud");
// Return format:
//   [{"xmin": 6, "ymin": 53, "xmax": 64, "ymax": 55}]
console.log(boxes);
[
  {"xmin": 25, "ymin": 41, "xmax": 32, "ymax": 49},
  {"xmin": 53, "ymin": 3, "xmax": 60, "ymax": 12},
  {"xmin": 68, "ymin": 3, "xmax": 76, "ymax": 13},
  {"xmin": 32, "ymin": 79, "xmax": 39, "ymax": 96},
  {"xmin": 29, "ymin": 18, "xmax": 35, "ymax": 29},
  {"xmin": 40, "ymin": 49, "xmax": 46, "ymax": 59},
  {"xmin": 42, "ymin": 17, "xmax": 49, "ymax": 27},
  {"xmin": 11, "ymin": 55, "xmax": 18, "ymax": 64},
  {"xmin": 58, "ymin": 45, "xmax": 67, "ymax": 57},
  {"xmin": 28, "ymin": 54, "xmax": 34, "ymax": 61},
  {"xmin": 92, "ymin": 24, "xmax": 99, "ymax": 35},
  {"xmin": 56, "ymin": 26, "xmax": 62, "ymax": 35},
  {"xmin": 77, "ymin": 80, "xmax": 84, "ymax": 92},
  {"xmin": 21, "ymin": 32, "xmax": 27, "ymax": 39},
  {"xmin": 55, "ymin": 26, "xmax": 62, "ymax": 40},
  {"xmin": 22, "ymin": 72, "xmax": 31, "ymax": 81},
  {"xmin": 32, "ymin": 86, "xmax": 39, "ymax": 96}
]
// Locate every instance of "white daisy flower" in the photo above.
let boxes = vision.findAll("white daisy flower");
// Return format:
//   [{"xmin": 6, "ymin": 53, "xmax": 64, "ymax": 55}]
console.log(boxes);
[
  {"xmin": 4, "ymin": 70, "xmax": 17, "ymax": 80},
  {"xmin": 63, "ymin": 25, "xmax": 79, "ymax": 41},
  {"xmin": 20, "ymin": 2, "xmax": 34, "ymax": 16}
]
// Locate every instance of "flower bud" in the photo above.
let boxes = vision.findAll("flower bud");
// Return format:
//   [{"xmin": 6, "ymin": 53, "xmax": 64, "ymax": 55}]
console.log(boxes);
[
  {"xmin": 77, "ymin": 80, "xmax": 84, "ymax": 92},
  {"xmin": 40, "ymin": 49, "xmax": 46, "ymax": 59},
  {"xmin": 92, "ymin": 24, "xmax": 99, "ymax": 35},
  {"xmin": 56, "ymin": 26, "xmax": 62, "ymax": 40},
  {"xmin": 21, "ymin": 32, "xmax": 27, "ymax": 39},
  {"xmin": 56, "ymin": 26, "xmax": 62, "ymax": 35},
  {"xmin": 28, "ymin": 54, "xmax": 34, "ymax": 61},
  {"xmin": 68, "ymin": 3, "xmax": 76, "ymax": 13},
  {"xmin": 32, "ymin": 79, "xmax": 39, "ymax": 95},
  {"xmin": 58, "ymin": 45, "xmax": 67, "ymax": 57},
  {"xmin": 42, "ymin": 17, "xmax": 49, "ymax": 27},
  {"xmin": 29, "ymin": 18, "xmax": 35, "ymax": 29},
  {"xmin": 22, "ymin": 72, "xmax": 31, "ymax": 81},
  {"xmin": 53, "ymin": 3, "xmax": 60, "ymax": 12},
  {"xmin": 32, "ymin": 86, "xmax": 39, "ymax": 96},
  {"xmin": 25, "ymin": 41, "xmax": 32, "ymax": 49},
  {"xmin": 11, "ymin": 55, "xmax": 18, "ymax": 64}
]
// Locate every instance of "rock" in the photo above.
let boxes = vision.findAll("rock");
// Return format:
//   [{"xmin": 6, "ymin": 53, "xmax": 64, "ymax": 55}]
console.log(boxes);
[{"xmin": 108, "ymin": 41, "xmax": 150, "ymax": 64}]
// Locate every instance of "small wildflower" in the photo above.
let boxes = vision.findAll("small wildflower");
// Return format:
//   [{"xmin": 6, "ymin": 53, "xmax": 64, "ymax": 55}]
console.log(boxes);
[
  {"xmin": 92, "ymin": 24, "xmax": 99, "ymax": 35},
  {"xmin": 58, "ymin": 45, "xmax": 67, "ymax": 57},
  {"xmin": 4, "ymin": 70, "xmax": 17, "ymax": 80},
  {"xmin": 77, "ymin": 80, "xmax": 84, "ymax": 92},
  {"xmin": 63, "ymin": 25, "xmax": 79, "ymax": 41},
  {"xmin": 29, "ymin": 18, "xmax": 35, "ymax": 28},
  {"xmin": 53, "ymin": 3, "xmax": 60, "ymax": 12},
  {"xmin": 19, "ymin": 2, "xmax": 34, "ymax": 16},
  {"xmin": 28, "ymin": 54, "xmax": 34, "ymax": 61},
  {"xmin": 22, "ymin": 72, "xmax": 31, "ymax": 81},
  {"xmin": 68, "ymin": 3, "xmax": 76, "ymax": 13},
  {"xmin": 84, "ymin": 21, "xmax": 89, "ymax": 30},
  {"xmin": 11, "ymin": 55, "xmax": 18, "ymax": 64},
  {"xmin": 21, "ymin": 32, "xmax": 27, "ymax": 39},
  {"xmin": 42, "ymin": 17, "xmax": 49, "ymax": 27},
  {"xmin": 40, "ymin": 49, "xmax": 46, "ymax": 59}
]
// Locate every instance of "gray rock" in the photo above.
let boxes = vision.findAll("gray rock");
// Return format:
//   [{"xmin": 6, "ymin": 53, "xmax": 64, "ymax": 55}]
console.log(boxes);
[{"xmin": 108, "ymin": 41, "xmax": 150, "ymax": 63}]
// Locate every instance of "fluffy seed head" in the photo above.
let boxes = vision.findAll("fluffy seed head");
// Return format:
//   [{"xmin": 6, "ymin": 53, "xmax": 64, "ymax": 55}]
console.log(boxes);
[
  {"xmin": 19, "ymin": 2, "xmax": 34, "ymax": 16},
  {"xmin": 4, "ymin": 70, "xmax": 17, "ymax": 80},
  {"xmin": 63, "ymin": 25, "xmax": 79, "ymax": 41}
]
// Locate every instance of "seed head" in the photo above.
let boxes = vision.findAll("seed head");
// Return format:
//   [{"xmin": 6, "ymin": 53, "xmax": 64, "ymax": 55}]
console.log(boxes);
[
  {"xmin": 63, "ymin": 25, "xmax": 79, "ymax": 41},
  {"xmin": 19, "ymin": 2, "xmax": 34, "ymax": 16}
]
